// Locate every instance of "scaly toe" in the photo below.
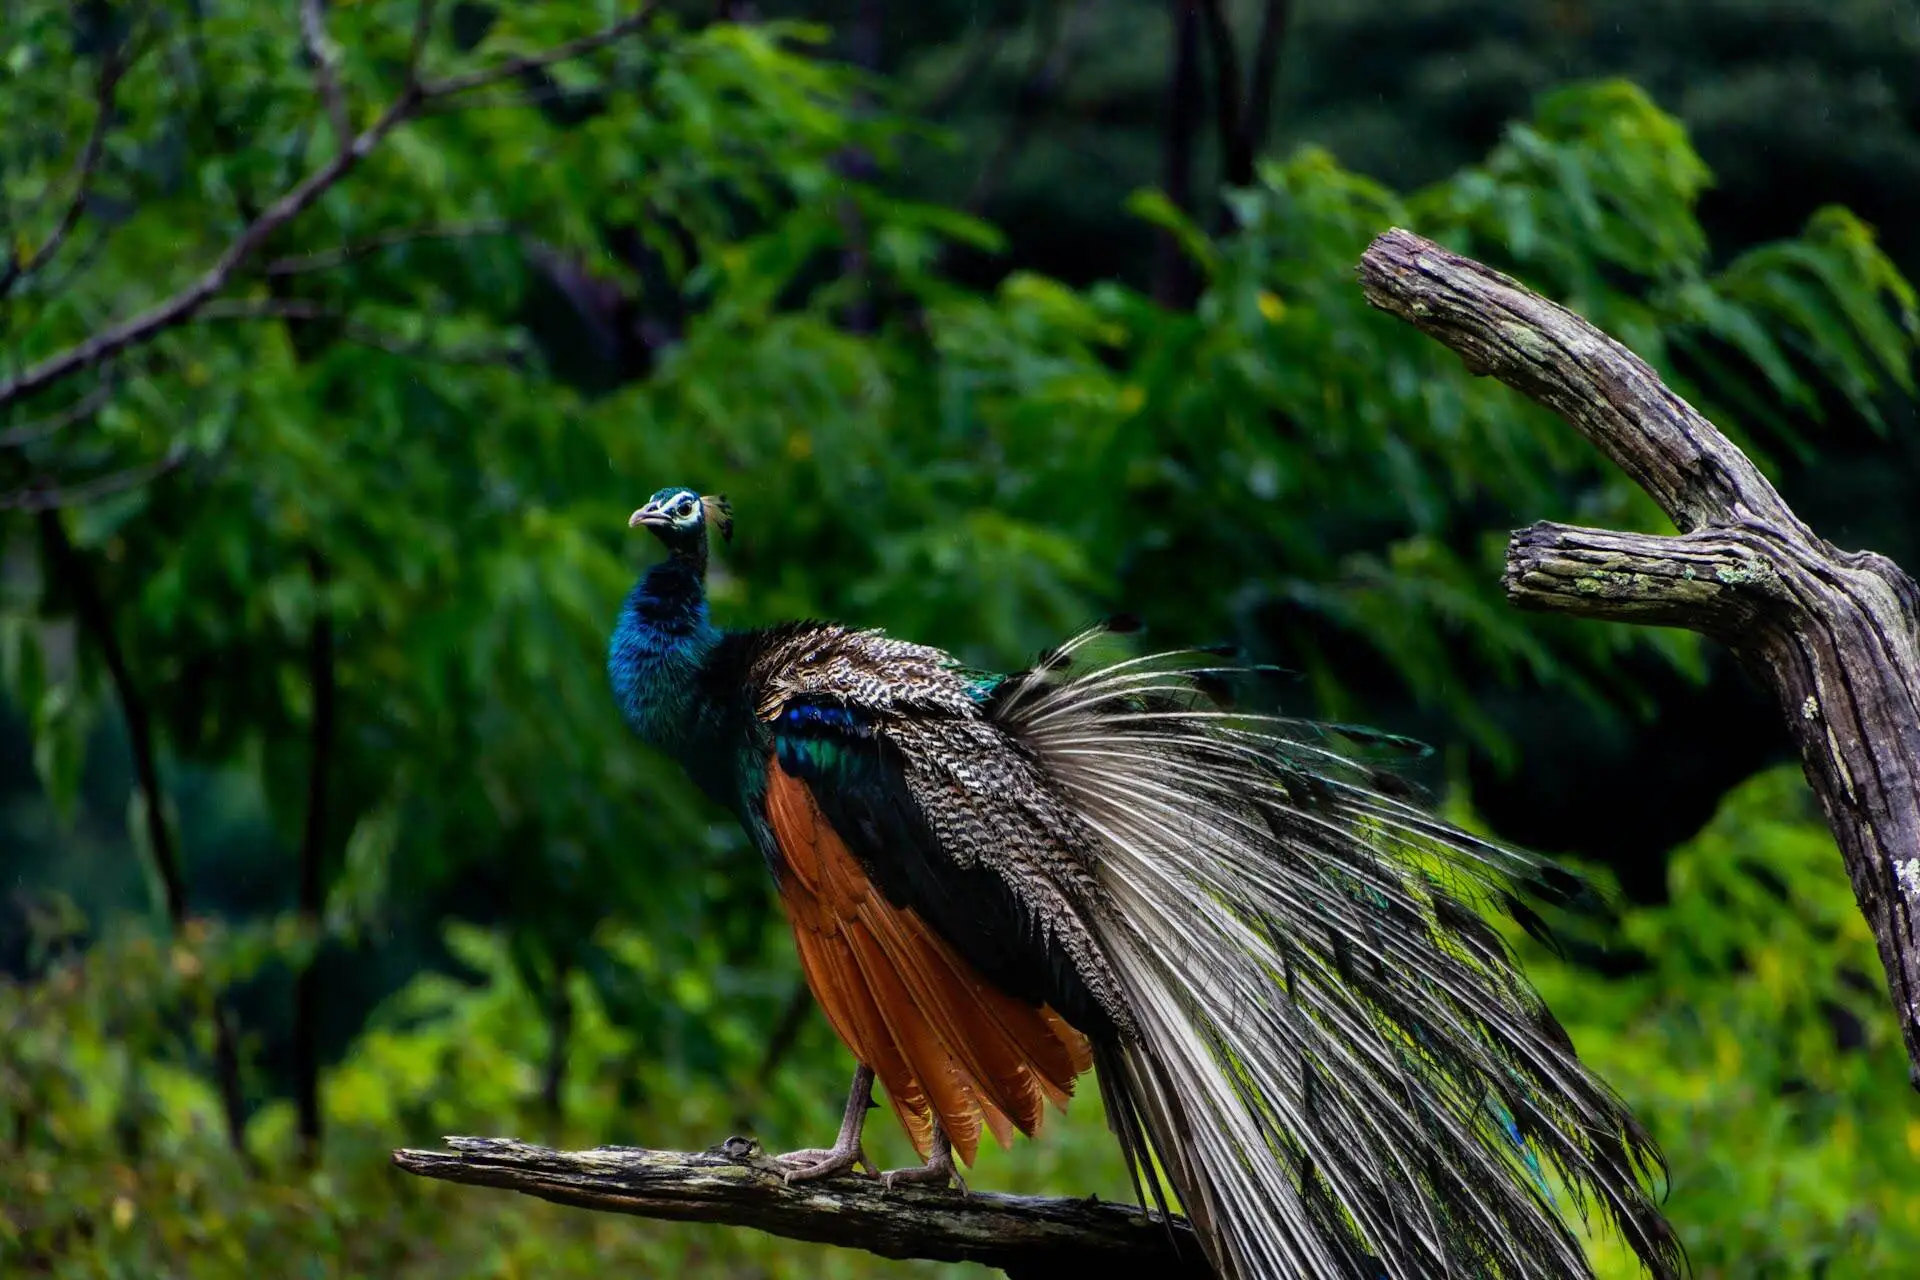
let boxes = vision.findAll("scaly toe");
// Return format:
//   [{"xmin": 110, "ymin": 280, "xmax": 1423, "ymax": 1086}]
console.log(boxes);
[
  {"xmin": 777, "ymin": 1144, "xmax": 874, "ymax": 1184},
  {"xmin": 774, "ymin": 1147, "xmax": 835, "ymax": 1166},
  {"xmin": 880, "ymin": 1159, "xmax": 965, "ymax": 1193}
]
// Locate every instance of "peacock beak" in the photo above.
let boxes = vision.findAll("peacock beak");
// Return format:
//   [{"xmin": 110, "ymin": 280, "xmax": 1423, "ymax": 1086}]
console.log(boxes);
[{"xmin": 629, "ymin": 502, "xmax": 669, "ymax": 529}]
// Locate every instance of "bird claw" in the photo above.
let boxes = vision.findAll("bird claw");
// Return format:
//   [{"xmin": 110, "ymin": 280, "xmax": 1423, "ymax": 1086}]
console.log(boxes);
[
  {"xmin": 776, "ymin": 1142, "xmax": 877, "ymax": 1183},
  {"xmin": 880, "ymin": 1145, "xmax": 968, "ymax": 1195}
]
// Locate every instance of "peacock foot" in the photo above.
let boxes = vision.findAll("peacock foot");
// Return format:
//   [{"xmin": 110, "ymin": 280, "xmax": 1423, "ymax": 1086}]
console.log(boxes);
[
  {"xmin": 880, "ymin": 1125, "xmax": 968, "ymax": 1195},
  {"xmin": 776, "ymin": 1141, "xmax": 877, "ymax": 1182},
  {"xmin": 777, "ymin": 1062, "xmax": 879, "ymax": 1183}
]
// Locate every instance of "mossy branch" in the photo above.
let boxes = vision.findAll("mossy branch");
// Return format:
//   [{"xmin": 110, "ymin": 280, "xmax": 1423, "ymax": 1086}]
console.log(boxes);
[
  {"xmin": 1360, "ymin": 226, "xmax": 1920, "ymax": 1089},
  {"xmin": 390, "ymin": 1137, "xmax": 1208, "ymax": 1278},
  {"xmin": 1503, "ymin": 522, "xmax": 1784, "ymax": 633}
]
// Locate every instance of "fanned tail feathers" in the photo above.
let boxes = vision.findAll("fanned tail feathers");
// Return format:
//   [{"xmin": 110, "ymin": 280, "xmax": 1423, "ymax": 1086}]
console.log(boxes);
[{"xmin": 988, "ymin": 623, "xmax": 1683, "ymax": 1280}]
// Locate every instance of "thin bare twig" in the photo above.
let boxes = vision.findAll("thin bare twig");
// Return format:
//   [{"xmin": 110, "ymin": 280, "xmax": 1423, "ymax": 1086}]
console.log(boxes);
[
  {"xmin": 6, "ymin": 449, "xmax": 181, "ymax": 513},
  {"xmin": 193, "ymin": 298, "xmax": 350, "ymax": 324},
  {"xmin": 918, "ymin": 25, "xmax": 1012, "ymax": 121},
  {"xmin": 0, "ymin": 2, "xmax": 661, "ymax": 413},
  {"xmin": 0, "ymin": 378, "xmax": 114, "ymax": 448},
  {"xmin": 0, "ymin": 95, "xmax": 411, "ymax": 409},
  {"xmin": 0, "ymin": 48, "xmax": 127, "ymax": 301},
  {"xmin": 415, "ymin": 86, "xmax": 608, "ymax": 118},
  {"xmin": 300, "ymin": 0, "xmax": 353, "ymax": 150},
  {"xmin": 193, "ymin": 297, "xmax": 525, "ymax": 365},
  {"xmin": 417, "ymin": 7, "xmax": 656, "ymax": 99},
  {"xmin": 261, "ymin": 222, "xmax": 514, "ymax": 276},
  {"xmin": 29, "ymin": 221, "xmax": 114, "ymax": 303},
  {"xmin": 408, "ymin": 0, "xmax": 438, "ymax": 83}
]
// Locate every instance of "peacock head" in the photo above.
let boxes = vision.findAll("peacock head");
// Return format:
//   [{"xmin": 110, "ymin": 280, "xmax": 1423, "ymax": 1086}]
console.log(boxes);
[{"xmin": 629, "ymin": 486, "xmax": 734, "ymax": 559}]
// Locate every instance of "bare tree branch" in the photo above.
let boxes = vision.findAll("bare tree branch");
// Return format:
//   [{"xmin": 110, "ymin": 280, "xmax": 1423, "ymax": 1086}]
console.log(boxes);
[
  {"xmin": 408, "ymin": 0, "xmax": 438, "ymax": 79},
  {"xmin": 193, "ymin": 298, "xmax": 525, "ymax": 365},
  {"xmin": 416, "ymin": 6, "xmax": 657, "ymax": 99},
  {"xmin": 0, "ymin": 47, "xmax": 128, "ymax": 301},
  {"xmin": 3, "ymin": 452, "xmax": 183, "ymax": 512},
  {"xmin": 391, "ymin": 1137, "xmax": 1208, "ymax": 1276},
  {"xmin": 0, "ymin": 98, "xmax": 407, "ymax": 408},
  {"xmin": 415, "ymin": 86, "xmax": 609, "ymax": 118},
  {"xmin": 0, "ymin": 378, "xmax": 114, "ymax": 448},
  {"xmin": 1359, "ymin": 226, "xmax": 1920, "ymax": 1089},
  {"xmin": 261, "ymin": 222, "xmax": 515, "ymax": 276},
  {"xmin": 917, "ymin": 24, "xmax": 1013, "ymax": 121},
  {"xmin": 0, "ymin": 3, "xmax": 662, "ymax": 413},
  {"xmin": 1504, "ymin": 523, "xmax": 1783, "ymax": 633},
  {"xmin": 300, "ymin": 0, "xmax": 353, "ymax": 150}
]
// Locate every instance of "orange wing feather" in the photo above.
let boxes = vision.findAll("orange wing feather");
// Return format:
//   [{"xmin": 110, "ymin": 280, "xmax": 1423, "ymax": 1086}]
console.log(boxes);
[{"xmin": 765, "ymin": 757, "xmax": 1092, "ymax": 1164}]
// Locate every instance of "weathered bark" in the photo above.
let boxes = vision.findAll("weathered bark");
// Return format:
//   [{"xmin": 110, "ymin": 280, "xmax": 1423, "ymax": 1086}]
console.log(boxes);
[
  {"xmin": 1358, "ymin": 226, "xmax": 1920, "ymax": 1088},
  {"xmin": 391, "ymin": 1137, "xmax": 1207, "ymax": 1278}
]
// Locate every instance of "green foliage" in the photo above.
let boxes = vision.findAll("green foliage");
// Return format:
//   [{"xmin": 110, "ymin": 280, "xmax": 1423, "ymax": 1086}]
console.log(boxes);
[
  {"xmin": 1524, "ymin": 769, "xmax": 1920, "ymax": 1277},
  {"xmin": 0, "ymin": 904, "xmax": 1130, "ymax": 1277}
]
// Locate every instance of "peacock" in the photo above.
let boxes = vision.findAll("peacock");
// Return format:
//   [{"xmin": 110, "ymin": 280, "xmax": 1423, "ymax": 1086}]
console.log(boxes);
[{"xmin": 606, "ymin": 485, "xmax": 1683, "ymax": 1280}]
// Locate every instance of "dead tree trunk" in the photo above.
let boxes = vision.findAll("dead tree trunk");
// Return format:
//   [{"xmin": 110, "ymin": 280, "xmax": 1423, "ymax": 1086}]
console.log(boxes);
[{"xmin": 1359, "ymin": 227, "xmax": 1920, "ymax": 1089}]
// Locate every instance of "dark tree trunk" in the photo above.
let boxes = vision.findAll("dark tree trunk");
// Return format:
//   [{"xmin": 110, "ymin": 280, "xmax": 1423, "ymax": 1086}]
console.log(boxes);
[
  {"xmin": 1244, "ymin": 0, "xmax": 1291, "ymax": 157},
  {"xmin": 1153, "ymin": 0, "xmax": 1205, "ymax": 309},
  {"xmin": 36, "ymin": 510, "xmax": 253, "ymax": 1158},
  {"xmin": 293, "ymin": 548, "xmax": 336, "ymax": 1163},
  {"xmin": 1198, "ymin": 0, "xmax": 1251, "ymax": 192}
]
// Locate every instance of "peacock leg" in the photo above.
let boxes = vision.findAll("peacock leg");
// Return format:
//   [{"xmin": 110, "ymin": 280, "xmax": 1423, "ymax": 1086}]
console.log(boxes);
[
  {"xmin": 776, "ymin": 1063, "xmax": 879, "ymax": 1182},
  {"xmin": 880, "ymin": 1120, "xmax": 968, "ymax": 1194}
]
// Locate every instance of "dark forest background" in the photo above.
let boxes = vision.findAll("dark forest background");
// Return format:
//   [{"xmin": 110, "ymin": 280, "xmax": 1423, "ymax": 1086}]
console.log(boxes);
[{"xmin": 4, "ymin": 2, "xmax": 1918, "ymax": 1275}]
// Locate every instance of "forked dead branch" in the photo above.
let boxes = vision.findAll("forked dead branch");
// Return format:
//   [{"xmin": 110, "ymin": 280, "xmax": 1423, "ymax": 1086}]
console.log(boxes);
[{"xmin": 1359, "ymin": 226, "xmax": 1920, "ymax": 1090}]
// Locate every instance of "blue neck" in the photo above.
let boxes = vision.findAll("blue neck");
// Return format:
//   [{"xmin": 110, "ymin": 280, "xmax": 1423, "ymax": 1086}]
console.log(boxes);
[{"xmin": 608, "ymin": 551, "xmax": 720, "ymax": 750}]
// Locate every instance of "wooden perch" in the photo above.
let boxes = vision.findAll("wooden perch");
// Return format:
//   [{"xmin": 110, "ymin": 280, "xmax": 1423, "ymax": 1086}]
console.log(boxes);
[
  {"xmin": 391, "ymin": 1136, "xmax": 1206, "ymax": 1277},
  {"xmin": 1358, "ymin": 226, "xmax": 1920, "ymax": 1088}
]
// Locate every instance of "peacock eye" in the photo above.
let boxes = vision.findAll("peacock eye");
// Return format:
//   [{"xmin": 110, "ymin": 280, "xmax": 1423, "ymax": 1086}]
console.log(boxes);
[{"xmin": 674, "ymin": 499, "xmax": 696, "ymax": 518}]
